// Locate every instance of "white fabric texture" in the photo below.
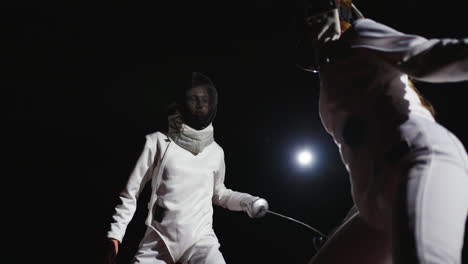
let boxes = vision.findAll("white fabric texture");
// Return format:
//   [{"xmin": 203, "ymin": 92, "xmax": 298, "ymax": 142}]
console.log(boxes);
[
  {"xmin": 347, "ymin": 19, "xmax": 468, "ymax": 83},
  {"xmin": 168, "ymin": 119, "xmax": 214, "ymax": 155},
  {"xmin": 395, "ymin": 115, "xmax": 468, "ymax": 264},
  {"xmin": 317, "ymin": 18, "xmax": 468, "ymax": 263},
  {"xmin": 132, "ymin": 228, "xmax": 174, "ymax": 264},
  {"xmin": 107, "ymin": 129, "xmax": 258, "ymax": 263},
  {"xmin": 132, "ymin": 228, "xmax": 226, "ymax": 264}
]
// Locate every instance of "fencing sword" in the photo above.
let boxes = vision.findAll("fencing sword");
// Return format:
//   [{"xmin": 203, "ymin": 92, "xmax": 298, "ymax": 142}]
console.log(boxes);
[
  {"xmin": 266, "ymin": 209, "xmax": 327, "ymax": 238},
  {"xmin": 254, "ymin": 199, "xmax": 326, "ymax": 238},
  {"xmin": 266, "ymin": 209, "xmax": 327, "ymax": 251}
]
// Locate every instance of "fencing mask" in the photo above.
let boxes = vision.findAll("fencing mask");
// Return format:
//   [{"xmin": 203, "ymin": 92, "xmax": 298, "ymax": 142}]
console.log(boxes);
[{"xmin": 173, "ymin": 72, "xmax": 218, "ymax": 131}]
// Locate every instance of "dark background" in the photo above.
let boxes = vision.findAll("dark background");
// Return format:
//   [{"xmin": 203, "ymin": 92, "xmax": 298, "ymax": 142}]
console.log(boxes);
[{"xmin": 4, "ymin": 1, "xmax": 468, "ymax": 263}]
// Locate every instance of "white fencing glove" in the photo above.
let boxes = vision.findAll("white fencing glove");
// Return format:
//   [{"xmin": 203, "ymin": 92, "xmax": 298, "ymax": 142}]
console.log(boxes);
[{"xmin": 242, "ymin": 197, "xmax": 269, "ymax": 218}]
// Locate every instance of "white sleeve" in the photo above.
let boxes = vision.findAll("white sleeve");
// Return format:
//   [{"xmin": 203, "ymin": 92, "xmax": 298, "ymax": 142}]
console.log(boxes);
[
  {"xmin": 107, "ymin": 135, "xmax": 156, "ymax": 242},
  {"xmin": 348, "ymin": 18, "xmax": 468, "ymax": 83},
  {"xmin": 212, "ymin": 151, "xmax": 257, "ymax": 211}
]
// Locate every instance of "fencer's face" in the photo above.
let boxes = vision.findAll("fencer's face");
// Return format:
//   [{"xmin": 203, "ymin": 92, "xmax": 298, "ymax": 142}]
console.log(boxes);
[{"xmin": 185, "ymin": 86, "xmax": 211, "ymax": 117}]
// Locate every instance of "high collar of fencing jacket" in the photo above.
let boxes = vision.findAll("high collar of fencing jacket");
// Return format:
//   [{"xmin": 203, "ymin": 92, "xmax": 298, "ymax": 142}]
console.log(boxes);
[{"xmin": 168, "ymin": 117, "xmax": 214, "ymax": 155}]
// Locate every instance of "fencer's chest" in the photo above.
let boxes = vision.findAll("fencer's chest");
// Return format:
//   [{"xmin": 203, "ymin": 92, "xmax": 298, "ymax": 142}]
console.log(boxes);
[{"xmin": 159, "ymin": 143, "xmax": 219, "ymax": 194}]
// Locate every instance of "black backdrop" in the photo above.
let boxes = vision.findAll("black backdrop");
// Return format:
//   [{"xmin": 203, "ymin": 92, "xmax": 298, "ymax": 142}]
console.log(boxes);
[{"xmin": 4, "ymin": 1, "xmax": 468, "ymax": 263}]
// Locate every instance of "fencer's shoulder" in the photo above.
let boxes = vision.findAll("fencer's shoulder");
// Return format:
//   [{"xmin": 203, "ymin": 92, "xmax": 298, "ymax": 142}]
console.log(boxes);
[
  {"xmin": 145, "ymin": 131, "xmax": 169, "ymax": 143},
  {"xmin": 211, "ymin": 141, "xmax": 225, "ymax": 156},
  {"xmin": 352, "ymin": 18, "xmax": 380, "ymax": 28},
  {"xmin": 345, "ymin": 18, "xmax": 428, "ymax": 52},
  {"xmin": 351, "ymin": 18, "xmax": 402, "ymax": 36}
]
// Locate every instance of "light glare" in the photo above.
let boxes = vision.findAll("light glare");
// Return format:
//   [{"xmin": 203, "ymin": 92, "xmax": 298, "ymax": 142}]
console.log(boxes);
[{"xmin": 297, "ymin": 150, "xmax": 314, "ymax": 166}]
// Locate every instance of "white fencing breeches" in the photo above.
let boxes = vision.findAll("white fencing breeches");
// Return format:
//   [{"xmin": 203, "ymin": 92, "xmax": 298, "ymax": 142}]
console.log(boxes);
[
  {"xmin": 132, "ymin": 228, "xmax": 226, "ymax": 264},
  {"xmin": 394, "ymin": 115, "xmax": 468, "ymax": 264},
  {"xmin": 309, "ymin": 114, "xmax": 468, "ymax": 264}
]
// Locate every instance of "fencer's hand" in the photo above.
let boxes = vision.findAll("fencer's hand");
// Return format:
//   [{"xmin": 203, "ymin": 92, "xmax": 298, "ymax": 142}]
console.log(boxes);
[
  {"xmin": 104, "ymin": 239, "xmax": 119, "ymax": 264},
  {"xmin": 110, "ymin": 239, "xmax": 119, "ymax": 255},
  {"xmin": 306, "ymin": 8, "xmax": 341, "ymax": 46},
  {"xmin": 246, "ymin": 198, "xmax": 269, "ymax": 218}
]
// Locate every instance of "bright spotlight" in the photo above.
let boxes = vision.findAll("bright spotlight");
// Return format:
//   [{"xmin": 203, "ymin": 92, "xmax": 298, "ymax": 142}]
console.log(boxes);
[{"xmin": 297, "ymin": 150, "xmax": 314, "ymax": 167}]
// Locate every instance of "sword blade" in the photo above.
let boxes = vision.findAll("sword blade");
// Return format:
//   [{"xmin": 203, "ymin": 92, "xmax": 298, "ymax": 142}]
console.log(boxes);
[{"xmin": 267, "ymin": 210, "xmax": 327, "ymax": 238}]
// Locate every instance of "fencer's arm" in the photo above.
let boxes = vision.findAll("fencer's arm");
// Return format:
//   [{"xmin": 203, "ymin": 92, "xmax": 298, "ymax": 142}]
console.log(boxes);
[
  {"xmin": 212, "ymin": 152, "xmax": 258, "ymax": 211},
  {"xmin": 398, "ymin": 38, "xmax": 468, "ymax": 82},
  {"xmin": 348, "ymin": 18, "xmax": 468, "ymax": 83},
  {"xmin": 107, "ymin": 135, "xmax": 156, "ymax": 242},
  {"xmin": 304, "ymin": 0, "xmax": 341, "ymax": 44}
]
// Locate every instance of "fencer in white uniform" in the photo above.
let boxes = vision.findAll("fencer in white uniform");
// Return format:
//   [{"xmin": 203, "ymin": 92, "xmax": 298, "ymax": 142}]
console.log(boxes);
[
  {"xmin": 106, "ymin": 72, "xmax": 269, "ymax": 264},
  {"xmin": 302, "ymin": 1, "xmax": 468, "ymax": 264}
]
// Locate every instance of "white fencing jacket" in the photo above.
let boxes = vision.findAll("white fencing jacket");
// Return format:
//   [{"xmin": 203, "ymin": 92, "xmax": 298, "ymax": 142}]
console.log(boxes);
[
  {"xmin": 318, "ymin": 18, "xmax": 468, "ymax": 227},
  {"xmin": 107, "ymin": 127, "xmax": 257, "ymax": 262}
]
